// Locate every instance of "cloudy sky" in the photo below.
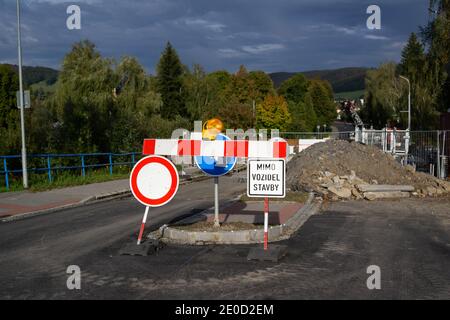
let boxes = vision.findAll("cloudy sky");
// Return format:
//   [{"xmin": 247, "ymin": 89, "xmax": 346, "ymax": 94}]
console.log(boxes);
[{"xmin": 0, "ymin": 0, "xmax": 430, "ymax": 74}]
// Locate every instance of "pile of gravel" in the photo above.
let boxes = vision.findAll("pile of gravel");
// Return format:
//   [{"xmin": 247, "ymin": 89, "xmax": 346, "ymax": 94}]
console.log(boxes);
[{"xmin": 287, "ymin": 139, "xmax": 450, "ymax": 199}]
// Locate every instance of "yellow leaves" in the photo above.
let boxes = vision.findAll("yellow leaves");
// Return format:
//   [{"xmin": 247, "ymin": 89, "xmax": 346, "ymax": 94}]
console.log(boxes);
[{"xmin": 256, "ymin": 95, "xmax": 291, "ymax": 131}]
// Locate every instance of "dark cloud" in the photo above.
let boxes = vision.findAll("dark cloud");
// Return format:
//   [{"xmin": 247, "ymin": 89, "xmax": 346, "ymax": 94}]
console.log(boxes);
[{"xmin": 0, "ymin": 0, "xmax": 430, "ymax": 73}]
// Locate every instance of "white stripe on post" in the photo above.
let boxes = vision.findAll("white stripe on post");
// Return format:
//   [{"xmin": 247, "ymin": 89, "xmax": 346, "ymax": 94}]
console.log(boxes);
[
  {"xmin": 264, "ymin": 197, "xmax": 269, "ymax": 251},
  {"xmin": 201, "ymin": 140, "xmax": 225, "ymax": 157},
  {"xmin": 155, "ymin": 140, "xmax": 178, "ymax": 156},
  {"xmin": 248, "ymin": 141, "xmax": 273, "ymax": 158}
]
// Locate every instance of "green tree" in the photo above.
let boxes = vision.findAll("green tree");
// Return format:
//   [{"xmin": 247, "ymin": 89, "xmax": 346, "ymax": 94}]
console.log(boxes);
[
  {"xmin": 256, "ymin": 95, "xmax": 291, "ymax": 131},
  {"xmin": 398, "ymin": 33, "xmax": 440, "ymax": 129},
  {"xmin": 110, "ymin": 56, "xmax": 162, "ymax": 151},
  {"xmin": 398, "ymin": 33, "xmax": 426, "ymax": 84},
  {"xmin": 422, "ymin": 0, "xmax": 450, "ymax": 112},
  {"xmin": 287, "ymin": 92, "xmax": 317, "ymax": 132},
  {"xmin": 248, "ymin": 71, "xmax": 275, "ymax": 103},
  {"xmin": 362, "ymin": 62, "xmax": 406, "ymax": 128},
  {"xmin": 156, "ymin": 42, "xmax": 186, "ymax": 119},
  {"xmin": 278, "ymin": 73, "xmax": 309, "ymax": 104},
  {"xmin": 218, "ymin": 98, "xmax": 254, "ymax": 129},
  {"xmin": 183, "ymin": 64, "xmax": 217, "ymax": 121},
  {"xmin": 308, "ymin": 79, "xmax": 337, "ymax": 127},
  {"xmin": 0, "ymin": 64, "xmax": 20, "ymax": 154},
  {"xmin": 207, "ymin": 70, "xmax": 232, "ymax": 93},
  {"xmin": 226, "ymin": 65, "xmax": 256, "ymax": 104},
  {"xmin": 51, "ymin": 40, "xmax": 116, "ymax": 153}
]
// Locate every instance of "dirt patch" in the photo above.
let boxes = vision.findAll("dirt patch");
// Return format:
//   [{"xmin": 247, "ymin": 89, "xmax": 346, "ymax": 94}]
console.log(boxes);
[
  {"xmin": 172, "ymin": 221, "xmax": 264, "ymax": 232},
  {"xmin": 287, "ymin": 139, "xmax": 450, "ymax": 199}
]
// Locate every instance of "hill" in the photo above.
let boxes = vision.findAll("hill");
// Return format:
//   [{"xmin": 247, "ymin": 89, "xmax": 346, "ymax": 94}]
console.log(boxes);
[
  {"xmin": 1, "ymin": 64, "xmax": 59, "ymax": 87},
  {"xmin": 269, "ymin": 67, "xmax": 371, "ymax": 93}
]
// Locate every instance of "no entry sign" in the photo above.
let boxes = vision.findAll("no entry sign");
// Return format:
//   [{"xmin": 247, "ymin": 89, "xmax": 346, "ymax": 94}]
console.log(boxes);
[
  {"xmin": 130, "ymin": 155, "xmax": 179, "ymax": 207},
  {"xmin": 247, "ymin": 159, "xmax": 286, "ymax": 198}
]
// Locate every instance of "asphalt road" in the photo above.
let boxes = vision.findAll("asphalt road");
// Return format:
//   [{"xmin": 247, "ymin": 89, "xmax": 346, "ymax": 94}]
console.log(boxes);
[{"xmin": 0, "ymin": 176, "xmax": 449, "ymax": 299}]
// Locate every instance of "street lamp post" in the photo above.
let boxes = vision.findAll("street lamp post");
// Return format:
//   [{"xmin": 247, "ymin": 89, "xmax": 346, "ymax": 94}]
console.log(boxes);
[
  {"xmin": 399, "ymin": 75, "xmax": 411, "ymax": 165},
  {"xmin": 399, "ymin": 76, "xmax": 411, "ymax": 132},
  {"xmin": 17, "ymin": 0, "xmax": 28, "ymax": 188}
]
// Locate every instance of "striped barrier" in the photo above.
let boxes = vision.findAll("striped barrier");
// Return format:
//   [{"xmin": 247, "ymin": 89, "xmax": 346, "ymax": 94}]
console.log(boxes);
[{"xmin": 142, "ymin": 139, "xmax": 288, "ymax": 159}]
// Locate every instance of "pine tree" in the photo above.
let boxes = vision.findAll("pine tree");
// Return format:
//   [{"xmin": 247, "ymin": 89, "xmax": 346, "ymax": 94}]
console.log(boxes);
[
  {"xmin": 156, "ymin": 42, "xmax": 186, "ymax": 119},
  {"xmin": 399, "ymin": 33, "xmax": 426, "ymax": 84},
  {"xmin": 422, "ymin": 0, "xmax": 450, "ymax": 112}
]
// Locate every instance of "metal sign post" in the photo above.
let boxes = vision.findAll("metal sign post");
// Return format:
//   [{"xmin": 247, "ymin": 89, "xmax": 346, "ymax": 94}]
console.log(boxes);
[
  {"xmin": 16, "ymin": 0, "xmax": 28, "ymax": 189},
  {"xmin": 247, "ymin": 158, "xmax": 287, "ymax": 261},
  {"xmin": 194, "ymin": 134, "xmax": 237, "ymax": 228},
  {"xmin": 123, "ymin": 156, "xmax": 180, "ymax": 256},
  {"xmin": 214, "ymin": 177, "xmax": 220, "ymax": 228},
  {"xmin": 264, "ymin": 197, "xmax": 269, "ymax": 251}
]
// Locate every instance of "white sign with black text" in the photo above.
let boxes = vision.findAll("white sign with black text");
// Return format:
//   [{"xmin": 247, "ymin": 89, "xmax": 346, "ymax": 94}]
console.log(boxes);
[{"xmin": 247, "ymin": 159, "xmax": 286, "ymax": 198}]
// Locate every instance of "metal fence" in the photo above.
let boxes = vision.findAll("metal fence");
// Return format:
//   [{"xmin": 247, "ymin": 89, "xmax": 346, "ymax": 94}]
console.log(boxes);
[
  {"xmin": 280, "ymin": 131, "xmax": 355, "ymax": 141},
  {"xmin": 0, "ymin": 152, "xmax": 142, "ymax": 190},
  {"xmin": 353, "ymin": 129, "xmax": 449, "ymax": 179},
  {"xmin": 2, "ymin": 130, "xmax": 448, "ymax": 190},
  {"xmin": 281, "ymin": 129, "xmax": 449, "ymax": 180}
]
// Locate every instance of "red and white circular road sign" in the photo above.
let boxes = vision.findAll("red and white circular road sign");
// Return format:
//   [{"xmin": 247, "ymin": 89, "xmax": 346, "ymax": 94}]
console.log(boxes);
[{"xmin": 130, "ymin": 155, "xmax": 179, "ymax": 207}]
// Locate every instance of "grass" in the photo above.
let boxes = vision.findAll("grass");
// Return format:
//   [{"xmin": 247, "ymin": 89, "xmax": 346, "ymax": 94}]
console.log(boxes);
[
  {"xmin": 334, "ymin": 90, "xmax": 365, "ymax": 100},
  {"xmin": 239, "ymin": 191, "xmax": 309, "ymax": 203},
  {"xmin": 0, "ymin": 167, "xmax": 131, "ymax": 193}
]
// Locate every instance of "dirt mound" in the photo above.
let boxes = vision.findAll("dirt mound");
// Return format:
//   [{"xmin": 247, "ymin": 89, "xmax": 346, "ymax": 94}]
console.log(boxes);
[{"xmin": 287, "ymin": 139, "xmax": 450, "ymax": 199}]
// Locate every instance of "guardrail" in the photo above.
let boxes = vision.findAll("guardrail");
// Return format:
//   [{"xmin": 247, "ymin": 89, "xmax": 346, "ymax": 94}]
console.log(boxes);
[{"xmin": 0, "ymin": 152, "xmax": 142, "ymax": 190}]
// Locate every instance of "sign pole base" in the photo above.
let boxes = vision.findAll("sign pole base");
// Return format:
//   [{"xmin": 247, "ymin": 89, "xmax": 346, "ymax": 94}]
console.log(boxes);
[{"xmin": 137, "ymin": 206, "xmax": 149, "ymax": 245}]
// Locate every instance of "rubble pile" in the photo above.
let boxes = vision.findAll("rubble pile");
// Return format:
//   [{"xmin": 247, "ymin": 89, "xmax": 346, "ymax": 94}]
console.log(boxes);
[{"xmin": 287, "ymin": 139, "xmax": 450, "ymax": 200}]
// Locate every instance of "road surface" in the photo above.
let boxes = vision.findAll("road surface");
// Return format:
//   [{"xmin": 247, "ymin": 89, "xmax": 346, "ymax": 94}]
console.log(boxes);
[{"xmin": 0, "ymin": 175, "xmax": 449, "ymax": 299}]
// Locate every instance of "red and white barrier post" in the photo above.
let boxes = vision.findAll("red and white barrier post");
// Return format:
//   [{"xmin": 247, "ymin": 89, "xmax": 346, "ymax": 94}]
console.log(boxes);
[
  {"xmin": 130, "ymin": 156, "xmax": 180, "ymax": 246},
  {"xmin": 137, "ymin": 206, "xmax": 149, "ymax": 245},
  {"xmin": 264, "ymin": 197, "xmax": 269, "ymax": 251}
]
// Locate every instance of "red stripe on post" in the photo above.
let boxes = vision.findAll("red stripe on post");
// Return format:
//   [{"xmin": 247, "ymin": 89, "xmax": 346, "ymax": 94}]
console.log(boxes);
[
  {"xmin": 192, "ymin": 140, "xmax": 201, "ymax": 156},
  {"xmin": 177, "ymin": 140, "xmax": 191, "ymax": 156},
  {"xmin": 264, "ymin": 232, "xmax": 268, "ymax": 251},
  {"xmin": 224, "ymin": 141, "xmax": 235, "ymax": 157},
  {"xmin": 142, "ymin": 139, "xmax": 156, "ymax": 155},
  {"xmin": 235, "ymin": 140, "xmax": 249, "ymax": 157},
  {"xmin": 137, "ymin": 222, "xmax": 146, "ymax": 245},
  {"xmin": 274, "ymin": 141, "xmax": 287, "ymax": 158}
]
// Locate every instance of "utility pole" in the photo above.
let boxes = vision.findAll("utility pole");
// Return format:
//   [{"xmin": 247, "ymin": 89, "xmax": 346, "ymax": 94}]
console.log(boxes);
[{"xmin": 17, "ymin": 0, "xmax": 28, "ymax": 188}]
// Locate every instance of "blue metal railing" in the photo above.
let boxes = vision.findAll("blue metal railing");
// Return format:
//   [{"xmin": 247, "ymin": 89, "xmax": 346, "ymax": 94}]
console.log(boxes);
[{"xmin": 0, "ymin": 152, "xmax": 142, "ymax": 190}]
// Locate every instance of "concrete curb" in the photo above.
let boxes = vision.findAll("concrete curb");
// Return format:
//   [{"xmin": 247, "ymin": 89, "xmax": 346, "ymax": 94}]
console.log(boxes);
[
  {"xmin": 157, "ymin": 193, "xmax": 321, "ymax": 245},
  {"xmin": 0, "ymin": 174, "xmax": 212, "ymax": 223}
]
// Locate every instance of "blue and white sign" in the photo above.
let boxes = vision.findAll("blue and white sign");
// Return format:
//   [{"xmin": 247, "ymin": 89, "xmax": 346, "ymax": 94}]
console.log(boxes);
[{"xmin": 195, "ymin": 134, "xmax": 236, "ymax": 176}]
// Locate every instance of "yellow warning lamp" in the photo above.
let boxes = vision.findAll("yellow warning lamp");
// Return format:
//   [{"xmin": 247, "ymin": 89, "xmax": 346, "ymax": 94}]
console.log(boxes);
[{"xmin": 202, "ymin": 118, "xmax": 224, "ymax": 140}]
